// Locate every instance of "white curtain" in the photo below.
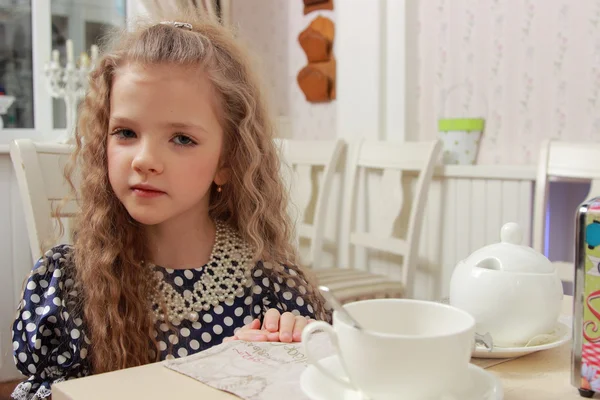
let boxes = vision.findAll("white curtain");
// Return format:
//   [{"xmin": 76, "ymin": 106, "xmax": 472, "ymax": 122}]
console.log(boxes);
[{"xmin": 139, "ymin": 0, "xmax": 219, "ymax": 23}]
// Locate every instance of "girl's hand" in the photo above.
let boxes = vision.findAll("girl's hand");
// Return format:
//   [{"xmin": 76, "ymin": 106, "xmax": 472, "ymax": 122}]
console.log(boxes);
[
  {"xmin": 222, "ymin": 318, "xmax": 278, "ymax": 343},
  {"xmin": 262, "ymin": 309, "xmax": 312, "ymax": 342},
  {"xmin": 223, "ymin": 309, "xmax": 313, "ymax": 343}
]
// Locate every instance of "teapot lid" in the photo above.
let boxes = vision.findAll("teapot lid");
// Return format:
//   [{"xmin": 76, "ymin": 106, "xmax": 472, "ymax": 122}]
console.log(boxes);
[{"xmin": 463, "ymin": 222, "xmax": 555, "ymax": 273}]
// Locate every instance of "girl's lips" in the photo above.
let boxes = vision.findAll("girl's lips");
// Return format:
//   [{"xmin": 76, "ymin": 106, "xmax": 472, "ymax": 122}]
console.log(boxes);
[{"xmin": 131, "ymin": 187, "xmax": 165, "ymax": 198}]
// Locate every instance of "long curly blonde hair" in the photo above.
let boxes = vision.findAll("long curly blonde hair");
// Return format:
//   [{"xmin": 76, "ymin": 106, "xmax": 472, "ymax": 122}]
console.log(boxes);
[{"xmin": 62, "ymin": 14, "xmax": 327, "ymax": 374}]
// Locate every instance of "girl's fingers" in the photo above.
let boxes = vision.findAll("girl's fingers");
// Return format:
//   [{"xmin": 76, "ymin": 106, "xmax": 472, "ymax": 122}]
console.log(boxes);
[
  {"xmin": 262, "ymin": 309, "xmax": 281, "ymax": 332},
  {"xmin": 239, "ymin": 318, "xmax": 261, "ymax": 332},
  {"xmin": 292, "ymin": 316, "xmax": 310, "ymax": 342},
  {"xmin": 228, "ymin": 314, "xmax": 315, "ymax": 343},
  {"xmin": 278, "ymin": 312, "xmax": 296, "ymax": 343},
  {"xmin": 233, "ymin": 329, "xmax": 269, "ymax": 342},
  {"xmin": 266, "ymin": 331, "xmax": 281, "ymax": 342}
]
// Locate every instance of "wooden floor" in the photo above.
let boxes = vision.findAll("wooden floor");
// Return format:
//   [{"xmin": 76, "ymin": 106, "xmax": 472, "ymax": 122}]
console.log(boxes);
[{"xmin": 0, "ymin": 380, "xmax": 20, "ymax": 400}]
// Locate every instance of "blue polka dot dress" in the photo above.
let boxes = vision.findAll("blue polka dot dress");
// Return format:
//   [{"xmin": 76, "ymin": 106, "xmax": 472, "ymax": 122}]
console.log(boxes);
[{"xmin": 11, "ymin": 223, "xmax": 325, "ymax": 400}]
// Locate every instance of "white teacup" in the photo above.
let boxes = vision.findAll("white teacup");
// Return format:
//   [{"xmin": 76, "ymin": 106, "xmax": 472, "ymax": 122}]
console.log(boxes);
[{"xmin": 302, "ymin": 299, "xmax": 476, "ymax": 400}]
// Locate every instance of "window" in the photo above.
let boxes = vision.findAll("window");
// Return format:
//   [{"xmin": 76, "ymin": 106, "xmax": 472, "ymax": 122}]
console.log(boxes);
[
  {"xmin": 0, "ymin": 0, "xmax": 126, "ymax": 144},
  {"xmin": 0, "ymin": 0, "xmax": 34, "ymax": 129},
  {"xmin": 51, "ymin": 0, "xmax": 126, "ymax": 129}
]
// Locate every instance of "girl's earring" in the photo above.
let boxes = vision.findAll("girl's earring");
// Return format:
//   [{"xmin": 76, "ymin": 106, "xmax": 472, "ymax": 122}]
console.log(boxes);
[{"xmin": 217, "ymin": 185, "xmax": 222, "ymax": 193}]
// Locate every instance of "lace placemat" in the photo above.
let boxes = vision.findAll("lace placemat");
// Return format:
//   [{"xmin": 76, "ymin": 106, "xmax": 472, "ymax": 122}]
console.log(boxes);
[{"xmin": 166, "ymin": 333, "xmax": 334, "ymax": 400}]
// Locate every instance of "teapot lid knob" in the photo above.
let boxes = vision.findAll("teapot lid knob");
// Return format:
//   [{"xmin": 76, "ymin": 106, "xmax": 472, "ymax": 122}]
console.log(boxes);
[{"xmin": 500, "ymin": 222, "xmax": 523, "ymax": 245}]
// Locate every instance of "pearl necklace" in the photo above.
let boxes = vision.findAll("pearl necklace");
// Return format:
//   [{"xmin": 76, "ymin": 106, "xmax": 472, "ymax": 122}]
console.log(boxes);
[{"xmin": 148, "ymin": 221, "xmax": 253, "ymax": 324}]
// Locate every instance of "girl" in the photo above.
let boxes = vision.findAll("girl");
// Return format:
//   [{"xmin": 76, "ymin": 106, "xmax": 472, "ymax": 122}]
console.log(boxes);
[{"xmin": 11, "ymin": 14, "xmax": 329, "ymax": 400}]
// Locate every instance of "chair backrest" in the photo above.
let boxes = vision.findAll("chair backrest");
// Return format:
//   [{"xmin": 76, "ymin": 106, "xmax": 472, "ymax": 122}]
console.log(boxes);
[
  {"xmin": 10, "ymin": 139, "xmax": 77, "ymax": 262},
  {"xmin": 533, "ymin": 140, "xmax": 600, "ymax": 254},
  {"xmin": 274, "ymin": 138, "xmax": 345, "ymax": 267},
  {"xmin": 339, "ymin": 139, "xmax": 442, "ymax": 297}
]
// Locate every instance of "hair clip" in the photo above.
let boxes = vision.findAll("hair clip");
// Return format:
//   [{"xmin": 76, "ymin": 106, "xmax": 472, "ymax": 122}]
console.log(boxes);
[{"xmin": 160, "ymin": 21, "xmax": 193, "ymax": 31}]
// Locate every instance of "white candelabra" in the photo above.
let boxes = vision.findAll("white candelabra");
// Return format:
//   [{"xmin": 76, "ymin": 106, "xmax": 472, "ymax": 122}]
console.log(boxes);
[{"xmin": 45, "ymin": 39, "xmax": 98, "ymax": 143}]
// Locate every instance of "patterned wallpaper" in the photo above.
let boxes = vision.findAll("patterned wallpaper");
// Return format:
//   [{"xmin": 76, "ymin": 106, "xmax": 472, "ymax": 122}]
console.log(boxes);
[
  {"xmin": 232, "ymin": 0, "xmax": 600, "ymax": 164},
  {"xmin": 416, "ymin": 0, "xmax": 600, "ymax": 165},
  {"xmin": 230, "ymin": 0, "xmax": 336, "ymax": 140},
  {"xmin": 230, "ymin": 0, "xmax": 288, "ymax": 117}
]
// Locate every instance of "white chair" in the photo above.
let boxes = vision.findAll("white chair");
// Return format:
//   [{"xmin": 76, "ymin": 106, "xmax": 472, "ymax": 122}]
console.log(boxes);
[
  {"xmin": 315, "ymin": 139, "xmax": 443, "ymax": 302},
  {"xmin": 274, "ymin": 138, "xmax": 345, "ymax": 268},
  {"xmin": 533, "ymin": 139, "xmax": 600, "ymax": 294},
  {"xmin": 9, "ymin": 139, "xmax": 77, "ymax": 263}
]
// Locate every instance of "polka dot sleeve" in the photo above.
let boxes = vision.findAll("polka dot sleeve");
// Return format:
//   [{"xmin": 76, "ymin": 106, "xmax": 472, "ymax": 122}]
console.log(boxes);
[
  {"xmin": 249, "ymin": 261, "xmax": 321, "ymax": 321},
  {"xmin": 11, "ymin": 245, "xmax": 89, "ymax": 400}
]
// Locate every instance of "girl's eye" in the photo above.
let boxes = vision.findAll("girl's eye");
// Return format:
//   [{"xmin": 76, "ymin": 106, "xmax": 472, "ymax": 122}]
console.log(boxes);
[
  {"xmin": 173, "ymin": 134, "xmax": 196, "ymax": 147},
  {"xmin": 111, "ymin": 129, "xmax": 136, "ymax": 139}
]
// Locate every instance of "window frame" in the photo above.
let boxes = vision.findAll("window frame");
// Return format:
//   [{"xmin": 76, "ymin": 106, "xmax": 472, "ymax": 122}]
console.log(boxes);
[{"xmin": 0, "ymin": 1, "xmax": 51, "ymax": 146}]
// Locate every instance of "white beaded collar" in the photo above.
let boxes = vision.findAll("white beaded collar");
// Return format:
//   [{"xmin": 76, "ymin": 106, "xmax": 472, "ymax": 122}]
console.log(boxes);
[{"xmin": 148, "ymin": 221, "xmax": 254, "ymax": 323}]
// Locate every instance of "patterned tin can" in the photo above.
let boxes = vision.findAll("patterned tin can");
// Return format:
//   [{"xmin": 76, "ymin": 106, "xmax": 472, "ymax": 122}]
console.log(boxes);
[{"xmin": 572, "ymin": 196, "xmax": 600, "ymax": 397}]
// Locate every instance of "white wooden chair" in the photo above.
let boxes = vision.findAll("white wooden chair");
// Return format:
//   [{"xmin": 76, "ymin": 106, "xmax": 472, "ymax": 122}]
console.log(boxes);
[
  {"xmin": 315, "ymin": 139, "xmax": 443, "ymax": 302},
  {"xmin": 274, "ymin": 138, "xmax": 345, "ymax": 268},
  {"xmin": 533, "ymin": 139, "xmax": 600, "ymax": 294},
  {"xmin": 9, "ymin": 139, "xmax": 77, "ymax": 263}
]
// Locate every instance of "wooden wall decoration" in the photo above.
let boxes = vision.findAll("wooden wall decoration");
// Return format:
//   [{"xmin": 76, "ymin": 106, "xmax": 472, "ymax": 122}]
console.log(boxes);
[
  {"xmin": 303, "ymin": 0, "xmax": 334, "ymax": 15},
  {"xmin": 297, "ymin": 14, "xmax": 336, "ymax": 103}
]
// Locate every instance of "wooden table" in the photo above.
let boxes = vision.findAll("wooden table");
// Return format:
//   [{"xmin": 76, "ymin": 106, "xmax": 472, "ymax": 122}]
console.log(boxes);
[
  {"xmin": 52, "ymin": 341, "xmax": 591, "ymax": 400},
  {"xmin": 54, "ymin": 296, "xmax": 585, "ymax": 399},
  {"xmin": 492, "ymin": 343, "xmax": 587, "ymax": 399}
]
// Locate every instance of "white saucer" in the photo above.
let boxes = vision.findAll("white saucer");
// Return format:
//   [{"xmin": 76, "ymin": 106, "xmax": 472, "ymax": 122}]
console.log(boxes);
[
  {"xmin": 472, "ymin": 319, "xmax": 571, "ymax": 359},
  {"xmin": 300, "ymin": 355, "xmax": 503, "ymax": 400}
]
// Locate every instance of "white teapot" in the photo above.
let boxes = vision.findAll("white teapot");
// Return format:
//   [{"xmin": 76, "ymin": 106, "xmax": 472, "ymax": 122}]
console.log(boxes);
[{"xmin": 449, "ymin": 222, "xmax": 563, "ymax": 348}]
